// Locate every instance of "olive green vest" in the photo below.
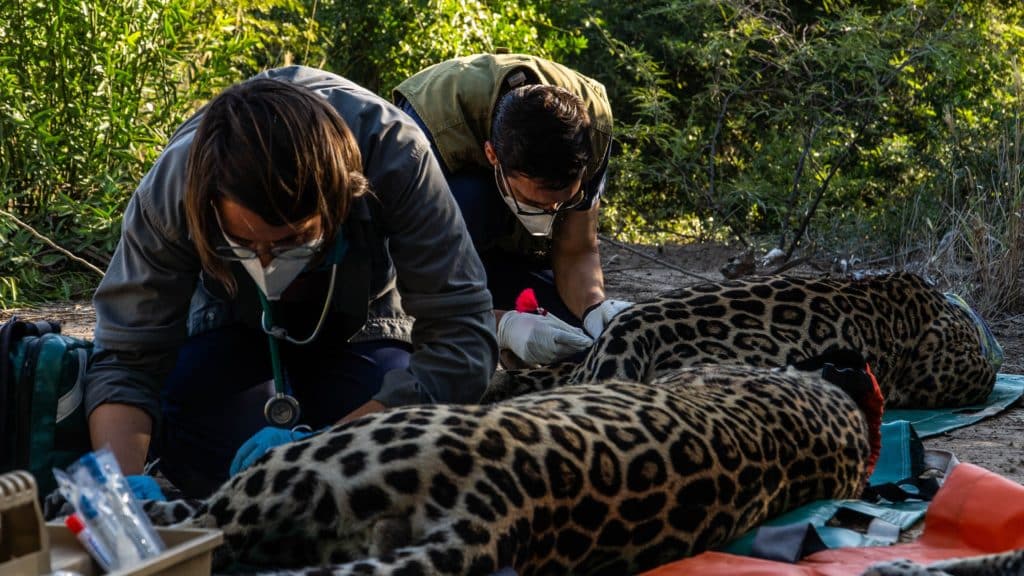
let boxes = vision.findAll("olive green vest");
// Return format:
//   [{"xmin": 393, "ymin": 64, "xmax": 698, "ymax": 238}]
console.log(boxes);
[{"xmin": 394, "ymin": 53, "xmax": 613, "ymax": 182}]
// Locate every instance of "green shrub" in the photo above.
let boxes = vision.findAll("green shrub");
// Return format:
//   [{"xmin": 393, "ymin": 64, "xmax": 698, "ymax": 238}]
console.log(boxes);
[
  {"xmin": 0, "ymin": 0, "xmax": 318, "ymax": 306},
  {"xmin": 315, "ymin": 0, "xmax": 586, "ymax": 94},
  {"xmin": 4, "ymin": 0, "xmax": 1024, "ymax": 315},
  {"xmin": 554, "ymin": 1, "xmax": 1024, "ymax": 258}
]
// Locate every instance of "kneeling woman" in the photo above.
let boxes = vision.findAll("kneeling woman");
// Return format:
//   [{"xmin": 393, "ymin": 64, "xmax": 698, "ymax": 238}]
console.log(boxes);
[{"xmin": 84, "ymin": 66, "xmax": 497, "ymax": 497}]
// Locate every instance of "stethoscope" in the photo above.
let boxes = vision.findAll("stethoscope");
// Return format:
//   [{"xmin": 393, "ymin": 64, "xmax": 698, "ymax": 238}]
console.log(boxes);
[{"xmin": 258, "ymin": 262, "xmax": 338, "ymax": 427}]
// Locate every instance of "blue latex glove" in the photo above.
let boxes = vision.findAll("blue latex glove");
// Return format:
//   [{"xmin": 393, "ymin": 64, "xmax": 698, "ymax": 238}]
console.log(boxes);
[
  {"xmin": 126, "ymin": 475, "xmax": 166, "ymax": 502},
  {"xmin": 230, "ymin": 426, "xmax": 313, "ymax": 476}
]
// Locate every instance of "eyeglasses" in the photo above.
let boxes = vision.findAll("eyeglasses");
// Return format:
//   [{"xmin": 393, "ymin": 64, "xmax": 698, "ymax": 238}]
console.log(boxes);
[
  {"xmin": 494, "ymin": 164, "xmax": 587, "ymax": 216},
  {"xmin": 212, "ymin": 205, "xmax": 323, "ymax": 262},
  {"xmin": 213, "ymin": 242, "xmax": 320, "ymax": 262}
]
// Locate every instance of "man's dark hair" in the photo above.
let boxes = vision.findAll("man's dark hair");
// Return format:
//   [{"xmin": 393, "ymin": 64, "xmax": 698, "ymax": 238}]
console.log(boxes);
[{"xmin": 491, "ymin": 85, "xmax": 591, "ymax": 189}]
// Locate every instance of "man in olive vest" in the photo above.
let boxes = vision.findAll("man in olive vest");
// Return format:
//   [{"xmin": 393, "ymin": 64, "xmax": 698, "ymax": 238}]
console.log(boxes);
[{"xmin": 395, "ymin": 53, "xmax": 632, "ymax": 366}]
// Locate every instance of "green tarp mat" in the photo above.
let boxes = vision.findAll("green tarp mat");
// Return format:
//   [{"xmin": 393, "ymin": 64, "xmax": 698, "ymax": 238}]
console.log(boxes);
[{"xmin": 883, "ymin": 373, "xmax": 1024, "ymax": 438}]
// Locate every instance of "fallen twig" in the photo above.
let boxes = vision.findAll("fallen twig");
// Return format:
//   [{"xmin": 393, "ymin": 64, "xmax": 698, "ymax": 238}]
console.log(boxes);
[
  {"xmin": 598, "ymin": 234, "xmax": 716, "ymax": 283},
  {"xmin": 0, "ymin": 208, "xmax": 105, "ymax": 277},
  {"xmin": 990, "ymin": 313, "xmax": 1024, "ymax": 328},
  {"xmin": 604, "ymin": 265, "xmax": 664, "ymax": 274},
  {"xmin": 768, "ymin": 255, "xmax": 814, "ymax": 275},
  {"xmin": 858, "ymin": 245, "xmax": 926, "ymax": 267}
]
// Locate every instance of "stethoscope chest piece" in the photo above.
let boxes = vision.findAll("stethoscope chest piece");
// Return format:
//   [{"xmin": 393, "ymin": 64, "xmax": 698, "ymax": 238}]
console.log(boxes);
[{"xmin": 264, "ymin": 393, "xmax": 301, "ymax": 427}]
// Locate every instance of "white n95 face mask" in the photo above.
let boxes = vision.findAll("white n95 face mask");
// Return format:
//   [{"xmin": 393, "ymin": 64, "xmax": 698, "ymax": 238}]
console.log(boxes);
[
  {"xmin": 494, "ymin": 164, "xmax": 558, "ymax": 238},
  {"xmin": 500, "ymin": 194, "xmax": 557, "ymax": 237},
  {"xmin": 223, "ymin": 235, "xmax": 321, "ymax": 300}
]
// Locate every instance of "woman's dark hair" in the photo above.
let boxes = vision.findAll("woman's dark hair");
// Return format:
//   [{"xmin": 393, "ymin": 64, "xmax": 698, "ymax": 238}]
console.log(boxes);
[
  {"xmin": 491, "ymin": 84, "xmax": 591, "ymax": 189},
  {"xmin": 185, "ymin": 77, "xmax": 368, "ymax": 293}
]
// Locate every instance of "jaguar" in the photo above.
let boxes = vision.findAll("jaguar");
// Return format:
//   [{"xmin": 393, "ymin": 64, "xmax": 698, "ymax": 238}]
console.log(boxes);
[
  {"xmin": 483, "ymin": 272, "xmax": 1001, "ymax": 409},
  {"xmin": 141, "ymin": 360, "xmax": 879, "ymax": 575}
]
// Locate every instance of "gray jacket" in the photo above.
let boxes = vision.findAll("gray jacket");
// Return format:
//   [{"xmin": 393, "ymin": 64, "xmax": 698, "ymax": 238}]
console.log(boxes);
[{"xmin": 85, "ymin": 66, "xmax": 497, "ymax": 430}]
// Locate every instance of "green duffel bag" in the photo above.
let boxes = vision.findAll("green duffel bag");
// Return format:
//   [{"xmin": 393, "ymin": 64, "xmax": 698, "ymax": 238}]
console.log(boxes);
[{"xmin": 0, "ymin": 316, "xmax": 94, "ymax": 494}]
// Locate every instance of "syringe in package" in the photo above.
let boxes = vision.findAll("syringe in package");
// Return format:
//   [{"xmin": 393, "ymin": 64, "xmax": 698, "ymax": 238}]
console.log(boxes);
[{"xmin": 53, "ymin": 447, "xmax": 165, "ymax": 572}]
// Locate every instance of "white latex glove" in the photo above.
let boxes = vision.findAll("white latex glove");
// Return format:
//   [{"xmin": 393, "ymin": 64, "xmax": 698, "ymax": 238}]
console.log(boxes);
[
  {"xmin": 497, "ymin": 311, "xmax": 594, "ymax": 365},
  {"xmin": 582, "ymin": 299, "xmax": 634, "ymax": 339}
]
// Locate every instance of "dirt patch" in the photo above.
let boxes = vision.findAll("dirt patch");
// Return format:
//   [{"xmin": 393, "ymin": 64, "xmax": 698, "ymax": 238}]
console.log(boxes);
[
  {"xmin": 3, "ymin": 240, "xmax": 1021, "ymax": 488},
  {"xmin": 0, "ymin": 300, "xmax": 97, "ymax": 340}
]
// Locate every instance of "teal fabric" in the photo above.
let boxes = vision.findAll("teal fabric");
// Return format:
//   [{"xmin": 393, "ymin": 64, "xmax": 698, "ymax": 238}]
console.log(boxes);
[
  {"xmin": 718, "ymin": 499, "xmax": 928, "ymax": 555},
  {"xmin": 2, "ymin": 326, "xmax": 94, "ymax": 496},
  {"xmin": 883, "ymin": 374, "xmax": 1024, "ymax": 438},
  {"xmin": 869, "ymin": 421, "xmax": 923, "ymax": 485}
]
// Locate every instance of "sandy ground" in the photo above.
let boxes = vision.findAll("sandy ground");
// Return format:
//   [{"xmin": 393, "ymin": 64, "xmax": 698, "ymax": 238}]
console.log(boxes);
[{"xmin": 3, "ymin": 240, "xmax": 1021, "ymax": 488}]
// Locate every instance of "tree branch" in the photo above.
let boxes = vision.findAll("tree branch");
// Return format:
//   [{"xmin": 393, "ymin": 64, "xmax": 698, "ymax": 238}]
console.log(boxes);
[
  {"xmin": 783, "ymin": 2, "xmax": 964, "ymax": 259},
  {"xmin": 778, "ymin": 120, "xmax": 822, "ymax": 250},
  {"xmin": 0, "ymin": 209, "xmax": 105, "ymax": 277},
  {"xmin": 599, "ymin": 234, "xmax": 716, "ymax": 283}
]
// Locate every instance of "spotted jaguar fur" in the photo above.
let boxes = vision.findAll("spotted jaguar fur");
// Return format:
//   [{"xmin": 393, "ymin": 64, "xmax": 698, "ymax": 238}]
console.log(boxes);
[
  {"xmin": 140, "ymin": 362, "xmax": 877, "ymax": 575},
  {"xmin": 483, "ymin": 272, "xmax": 999, "ymax": 408}
]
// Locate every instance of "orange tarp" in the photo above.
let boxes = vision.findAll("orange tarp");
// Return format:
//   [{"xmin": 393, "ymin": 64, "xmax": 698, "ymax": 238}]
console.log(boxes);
[{"xmin": 640, "ymin": 462, "xmax": 1024, "ymax": 576}]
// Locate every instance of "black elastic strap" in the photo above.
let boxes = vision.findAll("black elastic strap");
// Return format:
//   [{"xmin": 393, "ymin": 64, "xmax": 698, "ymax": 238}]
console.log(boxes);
[
  {"xmin": 750, "ymin": 522, "xmax": 828, "ymax": 563},
  {"xmin": 0, "ymin": 317, "xmax": 26, "ymax": 460},
  {"xmin": 582, "ymin": 300, "xmax": 604, "ymax": 320},
  {"xmin": 0, "ymin": 318, "xmax": 14, "ymax": 448},
  {"xmin": 862, "ymin": 476, "xmax": 941, "ymax": 503},
  {"xmin": 31, "ymin": 320, "xmax": 61, "ymax": 335}
]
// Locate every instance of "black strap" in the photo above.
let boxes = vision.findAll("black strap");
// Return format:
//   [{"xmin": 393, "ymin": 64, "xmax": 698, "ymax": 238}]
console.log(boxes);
[
  {"xmin": 862, "ymin": 476, "xmax": 941, "ymax": 503},
  {"xmin": 30, "ymin": 319, "xmax": 61, "ymax": 335},
  {"xmin": 582, "ymin": 300, "xmax": 605, "ymax": 320},
  {"xmin": 750, "ymin": 522, "xmax": 828, "ymax": 563}
]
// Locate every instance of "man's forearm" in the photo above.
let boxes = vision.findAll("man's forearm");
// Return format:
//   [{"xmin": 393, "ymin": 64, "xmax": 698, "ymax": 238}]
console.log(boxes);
[
  {"xmin": 552, "ymin": 205, "xmax": 605, "ymax": 319},
  {"xmin": 554, "ymin": 249, "xmax": 605, "ymax": 319},
  {"xmin": 88, "ymin": 403, "xmax": 153, "ymax": 475}
]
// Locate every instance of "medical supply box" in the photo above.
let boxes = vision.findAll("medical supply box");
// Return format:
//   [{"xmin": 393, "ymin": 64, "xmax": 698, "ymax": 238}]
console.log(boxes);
[{"xmin": 0, "ymin": 471, "xmax": 222, "ymax": 576}]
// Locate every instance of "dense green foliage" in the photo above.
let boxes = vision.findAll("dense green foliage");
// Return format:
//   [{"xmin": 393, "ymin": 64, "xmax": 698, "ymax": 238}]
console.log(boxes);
[
  {"xmin": 315, "ymin": 0, "xmax": 587, "ymax": 94},
  {"xmin": 2, "ymin": 0, "xmax": 1023, "ymax": 311},
  {"xmin": 0, "ymin": 0, "xmax": 317, "ymax": 303}
]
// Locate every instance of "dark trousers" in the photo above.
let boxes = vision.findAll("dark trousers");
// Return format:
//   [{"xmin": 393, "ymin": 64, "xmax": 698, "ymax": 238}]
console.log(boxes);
[{"xmin": 155, "ymin": 324, "xmax": 411, "ymax": 497}]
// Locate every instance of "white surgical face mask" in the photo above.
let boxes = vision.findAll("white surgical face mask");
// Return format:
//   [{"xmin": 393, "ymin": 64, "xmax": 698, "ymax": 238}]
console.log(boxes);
[
  {"xmin": 500, "ymin": 194, "xmax": 557, "ymax": 237},
  {"xmin": 223, "ymin": 234, "xmax": 321, "ymax": 300}
]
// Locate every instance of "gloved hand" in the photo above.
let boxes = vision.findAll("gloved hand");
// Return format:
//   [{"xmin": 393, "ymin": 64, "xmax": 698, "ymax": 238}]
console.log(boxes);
[
  {"xmin": 126, "ymin": 475, "xmax": 166, "ymax": 502},
  {"xmin": 582, "ymin": 299, "xmax": 634, "ymax": 339},
  {"xmin": 497, "ymin": 311, "xmax": 594, "ymax": 365},
  {"xmin": 230, "ymin": 426, "xmax": 313, "ymax": 476}
]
